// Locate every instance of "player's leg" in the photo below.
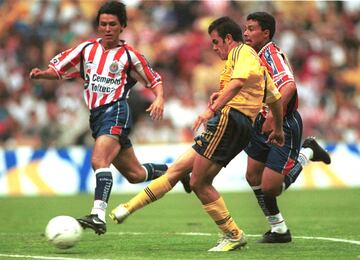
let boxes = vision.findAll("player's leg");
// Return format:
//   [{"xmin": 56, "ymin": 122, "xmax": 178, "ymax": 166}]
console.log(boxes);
[
  {"xmin": 298, "ymin": 136, "xmax": 331, "ymax": 165},
  {"xmin": 77, "ymin": 135, "xmax": 121, "ymax": 235},
  {"xmin": 258, "ymin": 111, "xmax": 303, "ymax": 242},
  {"xmin": 191, "ymin": 155, "xmax": 246, "ymax": 252},
  {"xmin": 112, "ymin": 145, "xmax": 167, "ymax": 183},
  {"xmin": 191, "ymin": 107, "xmax": 250, "ymax": 251},
  {"xmin": 244, "ymin": 113, "xmax": 287, "ymax": 241},
  {"xmin": 109, "ymin": 148, "xmax": 196, "ymax": 223},
  {"xmin": 112, "ymin": 136, "xmax": 191, "ymax": 192}
]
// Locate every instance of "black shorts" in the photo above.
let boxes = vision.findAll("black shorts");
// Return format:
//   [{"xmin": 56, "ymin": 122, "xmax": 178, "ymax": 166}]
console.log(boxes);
[
  {"xmin": 192, "ymin": 107, "xmax": 252, "ymax": 167},
  {"xmin": 245, "ymin": 111, "xmax": 303, "ymax": 175},
  {"xmin": 89, "ymin": 99, "xmax": 133, "ymax": 149}
]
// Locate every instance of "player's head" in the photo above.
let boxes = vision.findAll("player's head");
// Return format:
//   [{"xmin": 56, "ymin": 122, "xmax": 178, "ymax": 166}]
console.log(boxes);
[
  {"xmin": 96, "ymin": 1, "xmax": 127, "ymax": 49},
  {"xmin": 208, "ymin": 16, "xmax": 243, "ymax": 60},
  {"xmin": 96, "ymin": 1, "xmax": 127, "ymax": 28},
  {"xmin": 244, "ymin": 12, "xmax": 276, "ymax": 52}
]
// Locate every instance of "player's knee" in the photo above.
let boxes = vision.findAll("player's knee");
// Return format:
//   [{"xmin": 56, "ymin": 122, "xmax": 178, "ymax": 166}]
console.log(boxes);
[
  {"xmin": 262, "ymin": 184, "xmax": 281, "ymax": 197},
  {"xmin": 189, "ymin": 177, "xmax": 200, "ymax": 193},
  {"xmin": 91, "ymin": 154, "xmax": 113, "ymax": 170},
  {"xmin": 125, "ymin": 174, "xmax": 144, "ymax": 184},
  {"xmin": 246, "ymin": 171, "xmax": 261, "ymax": 186}
]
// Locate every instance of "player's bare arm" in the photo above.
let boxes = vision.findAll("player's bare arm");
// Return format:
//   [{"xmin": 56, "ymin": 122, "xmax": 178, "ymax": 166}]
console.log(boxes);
[
  {"xmin": 266, "ymin": 99, "xmax": 284, "ymax": 146},
  {"xmin": 193, "ymin": 78, "xmax": 245, "ymax": 131},
  {"xmin": 262, "ymin": 81, "xmax": 296, "ymax": 136},
  {"xmin": 29, "ymin": 67, "xmax": 59, "ymax": 80},
  {"xmin": 147, "ymin": 84, "xmax": 164, "ymax": 121}
]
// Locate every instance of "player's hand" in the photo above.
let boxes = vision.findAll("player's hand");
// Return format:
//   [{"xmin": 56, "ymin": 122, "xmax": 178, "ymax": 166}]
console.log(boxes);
[
  {"xmin": 29, "ymin": 68, "xmax": 43, "ymax": 79},
  {"xmin": 266, "ymin": 129, "xmax": 284, "ymax": 147},
  {"xmin": 208, "ymin": 92, "xmax": 219, "ymax": 106},
  {"xmin": 261, "ymin": 114, "xmax": 273, "ymax": 136},
  {"xmin": 192, "ymin": 109, "xmax": 213, "ymax": 132},
  {"xmin": 146, "ymin": 97, "xmax": 164, "ymax": 120}
]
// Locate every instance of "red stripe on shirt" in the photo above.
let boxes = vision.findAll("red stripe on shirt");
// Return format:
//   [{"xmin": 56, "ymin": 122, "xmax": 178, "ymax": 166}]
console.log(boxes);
[{"xmin": 96, "ymin": 50, "xmax": 109, "ymax": 74}]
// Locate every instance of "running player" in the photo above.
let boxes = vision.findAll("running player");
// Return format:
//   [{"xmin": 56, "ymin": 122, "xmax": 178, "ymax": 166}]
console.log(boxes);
[
  {"xmin": 110, "ymin": 16, "xmax": 285, "ymax": 252},
  {"xmin": 29, "ymin": 1, "xmax": 190, "ymax": 235},
  {"xmin": 243, "ymin": 12, "xmax": 331, "ymax": 243}
]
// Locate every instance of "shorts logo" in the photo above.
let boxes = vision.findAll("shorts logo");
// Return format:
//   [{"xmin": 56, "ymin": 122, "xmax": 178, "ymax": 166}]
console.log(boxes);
[{"xmin": 109, "ymin": 61, "xmax": 120, "ymax": 74}]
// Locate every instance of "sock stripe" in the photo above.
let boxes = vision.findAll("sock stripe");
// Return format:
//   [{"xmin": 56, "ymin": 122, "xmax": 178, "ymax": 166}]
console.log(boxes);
[
  {"xmin": 215, "ymin": 215, "xmax": 231, "ymax": 226},
  {"xmin": 144, "ymin": 187, "xmax": 157, "ymax": 202}
]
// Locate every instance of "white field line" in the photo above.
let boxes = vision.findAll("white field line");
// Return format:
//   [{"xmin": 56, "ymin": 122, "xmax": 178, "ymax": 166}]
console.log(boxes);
[
  {"xmin": 1, "ymin": 232, "xmax": 359, "ymax": 260},
  {"xmin": 0, "ymin": 254, "xmax": 110, "ymax": 260},
  {"xmin": 110, "ymin": 231, "xmax": 360, "ymax": 245}
]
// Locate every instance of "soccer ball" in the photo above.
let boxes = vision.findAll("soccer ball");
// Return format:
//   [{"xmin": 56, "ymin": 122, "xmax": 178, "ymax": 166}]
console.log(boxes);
[{"xmin": 45, "ymin": 216, "xmax": 83, "ymax": 249}]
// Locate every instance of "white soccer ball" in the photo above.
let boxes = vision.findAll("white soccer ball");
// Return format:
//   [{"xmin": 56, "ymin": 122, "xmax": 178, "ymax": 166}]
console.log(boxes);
[{"xmin": 45, "ymin": 216, "xmax": 83, "ymax": 249}]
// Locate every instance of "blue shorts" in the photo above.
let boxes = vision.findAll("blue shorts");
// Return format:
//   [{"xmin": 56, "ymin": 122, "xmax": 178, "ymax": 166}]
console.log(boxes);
[
  {"xmin": 245, "ymin": 111, "xmax": 303, "ymax": 175},
  {"xmin": 192, "ymin": 107, "xmax": 252, "ymax": 167},
  {"xmin": 89, "ymin": 100, "xmax": 133, "ymax": 149}
]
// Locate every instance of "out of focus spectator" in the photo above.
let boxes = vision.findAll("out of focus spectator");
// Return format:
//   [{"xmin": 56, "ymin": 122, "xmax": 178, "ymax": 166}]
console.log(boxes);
[{"xmin": 0, "ymin": 0, "xmax": 359, "ymax": 148}]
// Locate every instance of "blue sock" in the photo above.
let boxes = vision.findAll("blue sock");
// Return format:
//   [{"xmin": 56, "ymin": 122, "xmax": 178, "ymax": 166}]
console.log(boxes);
[
  {"xmin": 94, "ymin": 168, "xmax": 113, "ymax": 203},
  {"xmin": 142, "ymin": 163, "xmax": 168, "ymax": 181}
]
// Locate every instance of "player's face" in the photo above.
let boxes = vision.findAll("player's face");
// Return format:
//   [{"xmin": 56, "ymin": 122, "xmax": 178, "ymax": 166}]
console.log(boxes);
[
  {"xmin": 209, "ymin": 30, "xmax": 230, "ymax": 60},
  {"xmin": 98, "ymin": 14, "xmax": 124, "ymax": 49},
  {"xmin": 244, "ymin": 19, "xmax": 269, "ymax": 52}
]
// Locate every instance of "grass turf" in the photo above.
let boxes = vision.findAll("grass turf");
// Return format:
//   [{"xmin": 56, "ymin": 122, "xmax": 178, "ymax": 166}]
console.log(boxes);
[{"xmin": 1, "ymin": 188, "xmax": 359, "ymax": 259}]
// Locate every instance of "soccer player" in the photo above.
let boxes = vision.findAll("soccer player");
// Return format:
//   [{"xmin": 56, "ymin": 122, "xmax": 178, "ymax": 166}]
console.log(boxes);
[
  {"xmin": 110, "ymin": 16, "xmax": 285, "ymax": 251},
  {"xmin": 29, "ymin": 1, "xmax": 190, "ymax": 235},
  {"xmin": 243, "ymin": 12, "xmax": 331, "ymax": 243}
]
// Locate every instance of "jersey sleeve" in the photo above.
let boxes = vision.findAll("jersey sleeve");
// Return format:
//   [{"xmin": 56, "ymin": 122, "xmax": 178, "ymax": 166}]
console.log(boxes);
[
  {"xmin": 49, "ymin": 40, "xmax": 94, "ymax": 80},
  {"xmin": 127, "ymin": 48, "xmax": 162, "ymax": 88},
  {"xmin": 263, "ymin": 46, "xmax": 295, "ymax": 90}
]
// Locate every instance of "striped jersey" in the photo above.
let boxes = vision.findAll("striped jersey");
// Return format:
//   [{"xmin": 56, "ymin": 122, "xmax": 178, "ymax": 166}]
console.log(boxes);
[
  {"xmin": 219, "ymin": 44, "xmax": 281, "ymax": 122},
  {"xmin": 49, "ymin": 38, "xmax": 162, "ymax": 110},
  {"xmin": 258, "ymin": 42, "xmax": 298, "ymax": 117}
]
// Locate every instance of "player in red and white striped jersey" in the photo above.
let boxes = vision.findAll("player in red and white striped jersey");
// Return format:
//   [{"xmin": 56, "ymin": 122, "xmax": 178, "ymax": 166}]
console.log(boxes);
[
  {"xmin": 29, "ymin": 1, "xmax": 179, "ymax": 235},
  {"xmin": 244, "ymin": 12, "xmax": 330, "ymax": 243}
]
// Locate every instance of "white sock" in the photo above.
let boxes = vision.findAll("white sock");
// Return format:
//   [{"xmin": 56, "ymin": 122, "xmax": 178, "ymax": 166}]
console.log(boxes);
[
  {"xmin": 91, "ymin": 200, "xmax": 107, "ymax": 222},
  {"xmin": 267, "ymin": 213, "xmax": 288, "ymax": 234},
  {"xmin": 141, "ymin": 165, "xmax": 148, "ymax": 182},
  {"xmin": 298, "ymin": 147, "xmax": 313, "ymax": 166}
]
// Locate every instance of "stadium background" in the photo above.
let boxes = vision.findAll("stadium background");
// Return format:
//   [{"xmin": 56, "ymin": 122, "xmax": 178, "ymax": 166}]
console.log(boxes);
[{"xmin": 0, "ymin": 0, "xmax": 359, "ymax": 195}]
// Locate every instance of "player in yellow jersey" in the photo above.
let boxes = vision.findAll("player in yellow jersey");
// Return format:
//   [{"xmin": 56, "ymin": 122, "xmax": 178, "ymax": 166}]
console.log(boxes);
[{"xmin": 110, "ymin": 16, "xmax": 284, "ymax": 252}]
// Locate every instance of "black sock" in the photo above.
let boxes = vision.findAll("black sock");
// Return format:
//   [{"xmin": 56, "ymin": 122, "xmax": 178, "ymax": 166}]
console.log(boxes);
[
  {"xmin": 263, "ymin": 195, "xmax": 280, "ymax": 215},
  {"xmin": 253, "ymin": 187, "xmax": 271, "ymax": 216},
  {"xmin": 142, "ymin": 163, "xmax": 168, "ymax": 181},
  {"xmin": 94, "ymin": 169, "xmax": 113, "ymax": 203},
  {"xmin": 284, "ymin": 161, "xmax": 303, "ymax": 190}
]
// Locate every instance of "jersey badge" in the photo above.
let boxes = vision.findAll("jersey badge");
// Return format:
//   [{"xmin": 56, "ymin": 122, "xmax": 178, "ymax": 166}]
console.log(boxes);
[{"xmin": 109, "ymin": 61, "xmax": 121, "ymax": 74}]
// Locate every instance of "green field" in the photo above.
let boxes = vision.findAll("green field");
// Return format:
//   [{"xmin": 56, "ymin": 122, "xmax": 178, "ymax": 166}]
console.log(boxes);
[{"xmin": 1, "ymin": 188, "xmax": 359, "ymax": 259}]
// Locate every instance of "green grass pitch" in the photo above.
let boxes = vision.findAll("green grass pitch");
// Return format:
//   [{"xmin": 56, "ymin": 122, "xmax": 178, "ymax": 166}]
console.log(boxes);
[{"xmin": 1, "ymin": 188, "xmax": 359, "ymax": 259}]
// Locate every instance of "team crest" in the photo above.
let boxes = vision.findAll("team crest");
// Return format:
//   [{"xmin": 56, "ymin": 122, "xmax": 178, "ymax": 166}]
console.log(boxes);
[{"xmin": 109, "ymin": 61, "xmax": 121, "ymax": 74}]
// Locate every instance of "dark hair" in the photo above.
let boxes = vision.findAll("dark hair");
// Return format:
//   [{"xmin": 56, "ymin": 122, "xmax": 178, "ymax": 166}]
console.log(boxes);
[
  {"xmin": 208, "ymin": 16, "xmax": 243, "ymax": 42},
  {"xmin": 96, "ymin": 1, "xmax": 127, "ymax": 27},
  {"xmin": 247, "ymin": 12, "xmax": 276, "ymax": 40}
]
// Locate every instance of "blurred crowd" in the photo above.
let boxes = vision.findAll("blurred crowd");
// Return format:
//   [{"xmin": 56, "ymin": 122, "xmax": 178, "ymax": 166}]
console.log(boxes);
[{"xmin": 0, "ymin": 0, "xmax": 359, "ymax": 148}]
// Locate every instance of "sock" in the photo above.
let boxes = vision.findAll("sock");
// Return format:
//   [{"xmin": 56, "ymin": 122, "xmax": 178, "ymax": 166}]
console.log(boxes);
[
  {"xmin": 91, "ymin": 200, "xmax": 107, "ymax": 222},
  {"xmin": 203, "ymin": 197, "xmax": 243, "ymax": 240},
  {"xmin": 92, "ymin": 168, "xmax": 113, "ymax": 222},
  {"xmin": 142, "ymin": 163, "xmax": 168, "ymax": 181},
  {"xmin": 251, "ymin": 186, "xmax": 270, "ymax": 216},
  {"xmin": 283, "ymin": 161, "xmax": 303, "ymax": 190},
  {"xmin": 251, "ymin": 186, "xmax": 288, "ymax": 234},
  {"xmin": 298, "ymin": 148, "xmax": 313, "ymax": 166},
  {"xmin": 267, "ymin": 213, "xmax": 288, "ymax": 234},
  {"xmin": 125, "ymin": 175, "xmax": 172, "ymax": 213}
]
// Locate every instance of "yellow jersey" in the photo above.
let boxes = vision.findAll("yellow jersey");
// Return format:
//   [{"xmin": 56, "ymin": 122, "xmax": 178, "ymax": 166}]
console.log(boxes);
[{"xmin": 219, "ymin": 44, "xmax": 281, "ymax": 122}]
